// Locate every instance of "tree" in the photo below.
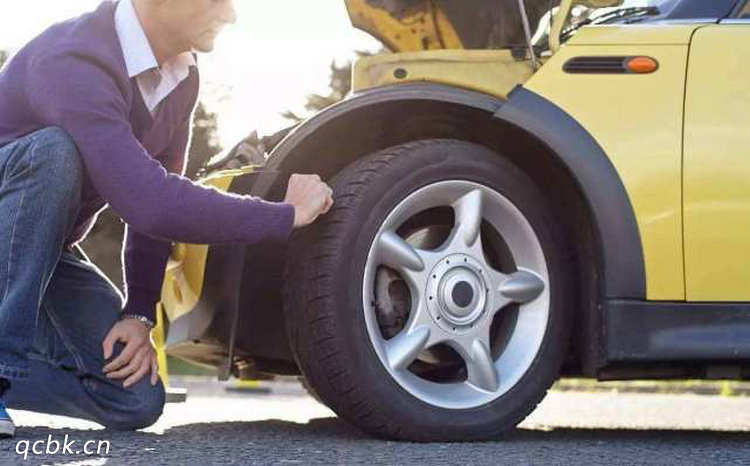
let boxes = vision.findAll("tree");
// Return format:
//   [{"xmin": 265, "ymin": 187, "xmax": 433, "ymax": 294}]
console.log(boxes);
[
  {"xmin": 282, "ymin": 54, "xmax": 365, "ymax": 123},
  {"xmin": 186, "ymin": 102, "xmax": 223, "ymax": 179},
  {"xmin": 217, "ymin": 56, "xmax": 364, "ymax": 172},
  {"xmin": 0, "ymin": 50, "xmax": 8, "ymax": 69}
]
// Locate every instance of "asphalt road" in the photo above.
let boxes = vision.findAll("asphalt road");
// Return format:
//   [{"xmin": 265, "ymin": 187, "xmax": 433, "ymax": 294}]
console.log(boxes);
[{"xmin": 3, "ymin": 378, "xmax": 750, "ymax": 466}]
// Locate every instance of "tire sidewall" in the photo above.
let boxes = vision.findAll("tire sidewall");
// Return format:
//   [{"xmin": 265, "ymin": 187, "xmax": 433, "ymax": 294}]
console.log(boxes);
[{"xmin": 295, "ymin": 140, "xmax": 571, "ymax": 440}]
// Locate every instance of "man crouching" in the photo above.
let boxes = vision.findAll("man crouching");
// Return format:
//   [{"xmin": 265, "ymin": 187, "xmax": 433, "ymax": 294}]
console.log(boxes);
[{"xmin": 0, "ymin": 0, "xmax": 333, "ymax": 436}]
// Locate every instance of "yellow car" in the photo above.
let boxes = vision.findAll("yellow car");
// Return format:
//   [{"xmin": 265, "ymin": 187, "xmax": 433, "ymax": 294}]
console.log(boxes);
[{"xmin": 156, "ymin": 0, "xmax": 750, "ymax": 441}]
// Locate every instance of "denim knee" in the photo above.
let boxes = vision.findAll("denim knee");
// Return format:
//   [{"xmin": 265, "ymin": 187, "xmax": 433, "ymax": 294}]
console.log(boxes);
[
  {"xmin": 102, "ymin": 379, "xmax": 166, "ymax": 431},
  {"xmin": 27, "ymin": 127, "xmax": 84, "ymax": 207}
]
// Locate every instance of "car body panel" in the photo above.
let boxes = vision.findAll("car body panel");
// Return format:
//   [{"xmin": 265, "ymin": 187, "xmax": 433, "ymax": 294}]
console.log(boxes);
[
  {"xmin": 343, "ymin": 0, "xmax": 464, "ymax": 51},
  {"xmin": 565, "ymin": 24, "xmax": 702, "ymax": 45},
  {"xmin": 525, "ymin": 28, "xmax": 699, "ymax": 300},
  {"xmin": 495, "ymin": 86, "xmax": 646, "ymax": 299},
  {"xmin": 343, "ymin": 0, "xmax": 551, "ymax": 52},
  {"xmin": 352, "ymin": 49, "xmax": 534, "ymax": 100},
  {"xmin": 684, "ymin": 24, "xmax": 750, "ymax": 301}
]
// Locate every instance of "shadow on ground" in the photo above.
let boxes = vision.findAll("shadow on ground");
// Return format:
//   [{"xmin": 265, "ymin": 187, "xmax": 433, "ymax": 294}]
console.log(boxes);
[{"xmin": 2, "ymin": 418, "xmax": 750, "ymax": 465}]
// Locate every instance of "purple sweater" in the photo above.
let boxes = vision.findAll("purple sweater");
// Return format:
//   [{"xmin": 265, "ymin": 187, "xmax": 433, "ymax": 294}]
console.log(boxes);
[{"xmin": 0, "ymin": 1, "xmax": 295, "ymax": 322}]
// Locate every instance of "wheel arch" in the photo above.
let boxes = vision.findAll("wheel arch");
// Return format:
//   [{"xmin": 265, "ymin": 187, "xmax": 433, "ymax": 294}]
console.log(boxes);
[{"xmin": 255, "ymin": 83, "xmax": 645, "ymax": 374}]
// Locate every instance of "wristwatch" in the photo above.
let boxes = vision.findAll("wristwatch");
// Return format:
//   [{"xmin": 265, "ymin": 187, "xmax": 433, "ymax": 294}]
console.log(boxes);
[{"xmin": 120, "ymin": 313, "xmax": 155, "ymax": 330}]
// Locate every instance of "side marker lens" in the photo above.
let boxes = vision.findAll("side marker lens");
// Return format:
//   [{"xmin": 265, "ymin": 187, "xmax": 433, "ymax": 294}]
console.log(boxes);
[{"xmin": 626, "ymin": 56, "xmax": 659, "ymax": 74}]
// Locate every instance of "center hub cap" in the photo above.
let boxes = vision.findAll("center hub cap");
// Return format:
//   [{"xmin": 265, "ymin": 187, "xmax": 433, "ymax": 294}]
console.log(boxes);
[
  {"xmin": 452, "ymin": 282, "xmax": 474, "ymax": 308},
  {"xmin": 426, "ymin": 253, "xmax": 488, "ymax": 332}
]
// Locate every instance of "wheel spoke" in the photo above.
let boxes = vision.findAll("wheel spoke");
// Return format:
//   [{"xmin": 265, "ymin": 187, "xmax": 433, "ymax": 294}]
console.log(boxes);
[
  {"xmin": 376, "ymin": 230, "xmax": 425, "ymax": 272},
  {"xmin": 486, "ymin": 268, "xmax": 546, "ymax": 311},
  {"xmin": 448, "ymin": 189, "xmax": 483, "ymax": 252},
  {"xmin": 465, "ymin": 338, "xmax": 499, "ymax": 392},
  {"xmin": 498, "ymin": 269, "xmax": 546, "ymax": 304},
  {"xmin": 384, "ymin": 326, "xmax": 431, "ymax": 371}
]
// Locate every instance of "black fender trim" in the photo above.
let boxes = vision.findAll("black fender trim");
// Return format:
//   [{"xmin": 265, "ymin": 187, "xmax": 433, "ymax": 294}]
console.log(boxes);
[
  {"xmin": 495, "ymin": 87, "xmax": 646, "ymax": 299},
  {"xmin": 253, "ymin": 83, "xmax": 505, "ymax": 194},
  {"xmin": 254, "ymin": 83, "xmax": 645, "ymax": 300},
  {"xmin": 605, "ymin": 299, "xmax": 750, "ymax": 362}
]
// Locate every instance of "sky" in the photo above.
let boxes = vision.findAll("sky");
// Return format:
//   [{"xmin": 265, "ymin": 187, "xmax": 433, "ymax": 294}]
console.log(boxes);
[{"xmin": 0, "ymin": 1, "xmax": 380, "ymax": 149}]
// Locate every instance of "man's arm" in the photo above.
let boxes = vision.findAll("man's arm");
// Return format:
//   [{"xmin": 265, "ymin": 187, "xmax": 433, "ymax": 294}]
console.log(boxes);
[
  {"xmin": 25, "ymin": 51, "xmax": 295, "ymax": 245},
  {"xmin": 107, "ymin": 103, "xmax": 193, "ymax": 388},
  {"xmin": 120, "ymin": 227, "xmax": 172, "ymax": 324},
  {"xmin": 120, "ymin": 103, "xmax": 194, "ymax": 324}
]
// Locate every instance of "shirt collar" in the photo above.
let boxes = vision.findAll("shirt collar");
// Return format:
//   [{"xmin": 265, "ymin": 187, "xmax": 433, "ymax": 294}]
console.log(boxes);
[{"xmin": 114, "ymin": 0, "xmax": 196, "ymax": 79}]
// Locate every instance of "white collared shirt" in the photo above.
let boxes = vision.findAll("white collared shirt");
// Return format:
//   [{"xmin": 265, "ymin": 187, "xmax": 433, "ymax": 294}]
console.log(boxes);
[{"xmin": 114, "ymin": 0, "xmax": 196, "ymax": 115}]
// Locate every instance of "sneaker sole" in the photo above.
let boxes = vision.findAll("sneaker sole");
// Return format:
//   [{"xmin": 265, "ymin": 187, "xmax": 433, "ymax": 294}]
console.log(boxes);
[{"xmin": 0, "ymin": 419, "xmax": 15, "ymax": 438}]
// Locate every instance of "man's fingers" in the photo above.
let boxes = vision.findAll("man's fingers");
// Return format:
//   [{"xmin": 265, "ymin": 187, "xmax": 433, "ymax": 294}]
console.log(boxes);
[
  {"xmin": 101, "ymin": 327, "xmax": 121, "ymax": 360},
  {"xmin": 285, "ymin": 174, "xmax": 334, "ymax": 227},
  {"xmin": 322, "ymin": 195, "xmax": 334, "ymax": 214},
  {"xmin": 123, "ymin": 352, "xmax": 152, "ymax": 388},
  {"xmin": 106, "ymin": 346, "xmax": 146, "ymax": 380},
  {"xmin": 103, "ymin": 338, "xmax": 140, "ymax": 373},
  {"xmin": 318, "ymin": 184, "xmax": 332, "ymax": 209}
]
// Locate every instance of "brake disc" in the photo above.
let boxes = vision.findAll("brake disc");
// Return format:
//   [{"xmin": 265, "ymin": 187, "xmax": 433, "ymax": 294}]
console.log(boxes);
[{"xmin": 374, "ymin": 267, "xmax": 410, "ymax": 339}]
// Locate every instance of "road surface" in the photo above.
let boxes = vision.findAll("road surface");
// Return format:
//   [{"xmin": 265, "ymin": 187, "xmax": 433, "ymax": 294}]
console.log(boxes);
[{"xmin": 2, "ymin": 377, "xmax": 749, "ymax": 465}]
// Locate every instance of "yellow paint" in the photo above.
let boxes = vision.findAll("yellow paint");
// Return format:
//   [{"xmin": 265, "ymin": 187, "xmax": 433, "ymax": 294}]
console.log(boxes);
[
  {"xmin": 153, "ymin": 302, "xmax": 170, "ymax": 385},
  {"xmin": 551, "ymin": 1, "xmax": 691, "ymax": 51},
  {"xmin": 567, "ymin": 24, "xmax": 700, "ymax": 46},
  {"xmin": 233, "ymin": 380, "xmax": 262, "ymax": 389},
  {"xmin": 352, "ymin": 49, "xmax": 534, "ymax": 99},
  {"xmin": 683, "ymin": 26, "xmax": 750, "ymax": 301},
  {"xmin": 526, "ymin": 28, "xmax": 702, "ymax": 300},
  {"xmin": 344, "ymin": 0, "xmax": 463, "ymax": 52}
]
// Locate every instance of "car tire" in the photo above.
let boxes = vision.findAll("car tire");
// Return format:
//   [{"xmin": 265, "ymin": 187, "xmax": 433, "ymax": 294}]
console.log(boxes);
[
  {"xmin": 283, "ymin": 139, "xmax": 573, "ymax": 441},
  {"xmin": 297, "ymin": 376, "xmax": 323, "ymax": 404}
]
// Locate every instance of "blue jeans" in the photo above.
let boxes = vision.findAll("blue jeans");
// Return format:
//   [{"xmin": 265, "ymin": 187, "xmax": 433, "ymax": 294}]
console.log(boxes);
[{"xmin": 0, "ymin": 127, "xmax": 165, "ymax": 430}]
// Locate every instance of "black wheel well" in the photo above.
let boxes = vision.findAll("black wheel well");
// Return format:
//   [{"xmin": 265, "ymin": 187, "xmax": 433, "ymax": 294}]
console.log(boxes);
[{"xmin": 269, "ymin": 99, "xmax": 603, "ymax": 376}]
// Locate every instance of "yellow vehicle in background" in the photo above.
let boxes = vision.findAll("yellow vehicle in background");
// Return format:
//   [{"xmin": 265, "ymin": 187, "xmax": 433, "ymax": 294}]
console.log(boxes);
[{"xmin": 155, "ymin": 0, "xmax": 750, "ymax": 441}]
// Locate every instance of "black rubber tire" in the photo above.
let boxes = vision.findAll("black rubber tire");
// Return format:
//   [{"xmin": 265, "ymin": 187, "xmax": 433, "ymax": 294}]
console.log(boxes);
[
  {"xmin": 297, "ymin": 376, "xmax": 324, "ymax": 404},
  {"xmin": 283, "ymin": 139, "xmax": 572, "ymax": 441}
]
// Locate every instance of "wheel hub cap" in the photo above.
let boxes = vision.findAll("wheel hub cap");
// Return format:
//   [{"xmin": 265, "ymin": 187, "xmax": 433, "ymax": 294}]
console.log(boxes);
[{"xmin": 427, "ymin": 253, "xmax": 488, "ymax": 331}]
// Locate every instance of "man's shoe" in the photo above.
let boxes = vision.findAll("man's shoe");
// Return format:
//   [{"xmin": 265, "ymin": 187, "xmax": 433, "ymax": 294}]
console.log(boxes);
[{"xmin": 0, "ymin": 399, "xmax": 15, "ymax": 438}]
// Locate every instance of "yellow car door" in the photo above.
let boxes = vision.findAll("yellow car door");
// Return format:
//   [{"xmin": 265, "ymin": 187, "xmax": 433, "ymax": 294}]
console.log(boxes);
[{"xmin": 684, "ymin": 23, "xmax": 750, "ymax": 301}]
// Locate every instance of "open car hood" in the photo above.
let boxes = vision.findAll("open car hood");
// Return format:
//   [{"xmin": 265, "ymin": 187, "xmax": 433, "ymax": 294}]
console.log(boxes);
[{"xmin": 345, "ymin": 0, "xmax": 552, "ymax": 52}]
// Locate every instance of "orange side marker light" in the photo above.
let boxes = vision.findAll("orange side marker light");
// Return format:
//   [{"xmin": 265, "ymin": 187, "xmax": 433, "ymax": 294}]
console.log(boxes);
[{"xmin": 626, "ymin": 56, "xmax": 659, "ymax": 74}]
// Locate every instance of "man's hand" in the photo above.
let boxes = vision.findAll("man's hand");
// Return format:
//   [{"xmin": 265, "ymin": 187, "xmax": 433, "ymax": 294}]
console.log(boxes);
[
  {"xmin": 102, "ymin": 318, "xmax": 158, "ymax": 388},
  {"xmin": 283, "ymin": 173, "xmax": 334, "ymax": 228}
]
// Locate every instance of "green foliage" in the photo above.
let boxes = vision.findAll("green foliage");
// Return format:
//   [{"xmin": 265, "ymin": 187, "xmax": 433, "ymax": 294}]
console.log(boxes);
[{"xmin": 0, "ymin": 50, "xmax": 7, "ymax": 70}]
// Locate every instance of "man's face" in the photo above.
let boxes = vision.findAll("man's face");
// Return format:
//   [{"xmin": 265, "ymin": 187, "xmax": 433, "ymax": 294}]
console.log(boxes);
[{"xmin": 157, "ymin": 0, "xmax": 237, "ymax": 53}]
